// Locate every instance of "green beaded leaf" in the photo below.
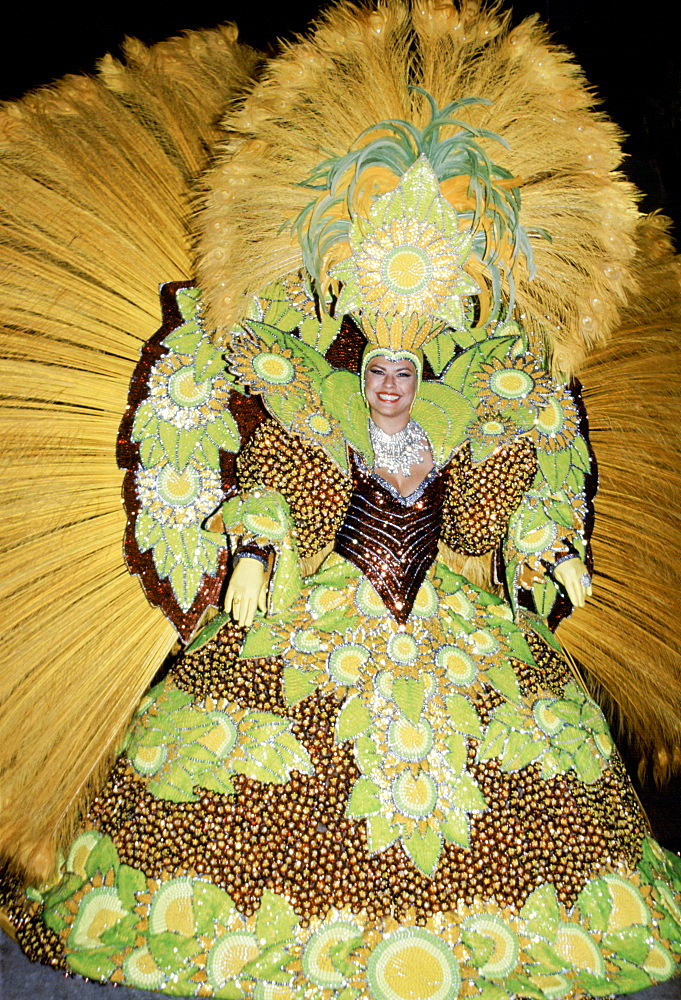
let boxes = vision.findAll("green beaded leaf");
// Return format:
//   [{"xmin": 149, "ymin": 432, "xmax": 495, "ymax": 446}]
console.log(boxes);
[
  {"xmin": 537, "ymin": 449, "xmax": 571, "ymax": 491},
  {"xmin": 335, "ymin": 696, "xmax": 372, "ymax": 743},
  {"xmin": 571, "ymin": 972, "xmax": 619, "ymax": 997},
  {"xmin": 472, "ymin": 983, "xmax": 513, "ymax": 1000},
  {"xmin": 239, "ymin": 622, "xmax": 284, "ymax": 659},
  {"xmin": 477, "ymin": 720, "xmax": 507, "ymax": 762},
  {"xmin": 243, "ymin": 943, "xmax": 293, "ymax": 983},
  {"xmin": 502, "ymin": 734, "xmax": 543, "ymax": 771},
  {"xmin": 117, "ymin": 865, "xmax": 147, "ymax": 911},
  {"xmin": 193, "ymin": 881, "xmax": 237, "ymax": 935},
  {"xmin": 356, "ymin": 735, "xmax": 383, "ymax": 773},
  {"xmin": 445, "ymin": 731, "xmax": 468, "ymax": 773},
  {"xmin": 231, "ymin": 711, "xmax": 313, "ymax": 784},
  {"xmin": 485, "ymin": 663, "xmax": 522, "ymax": 703},
  {"xmin": 440, "ymin": 808, "xmax": 472, "ymax": 848},
  {"xmin": 451, "ymin": 772, "xmax": 487, "ymax": 812},
  {"xmin": 193, "ymin": 337, "xmax": 227, "ymax": 383},
  {"xmin": 255, "ymin": 890, "xmax": 298, "ymax": 948},
  {"xmin": 608, "ymin": 961, "xmax": 652, "ymax": 993},
  {"xmin": 283, "ymin": 666, "xmax": 320, "ymax": 705},
  {"xmin": 85, "ymin": 836, "xmax": 120, "ymax": 879},
  {"xmin": 446, "ymin": 693, "xmax": 484, "ymax": 737},
  {"xmin": 66, "ymin": 948, "xmax": 120, "ymax": 981},
  {"xmin": 502, "ymin": 976, "xmax": 544, "ymax": 1000},
  {"xmin": 520, "ymin": 883, "xmax": 561, "ymax": 941},
  {"xmin": 392, "ymin": 677, "xmax": 426, "ymax": 724},
  {"xmin": 524, "ymin": 940, "xmax": 566, "ymax": 974},
  {"xmin": 366, "ymin": 815, "xmax": 401, "ymax": 852},
  {"xmin": 148, "ymin": 933, "xmax": 201, "ymax": 975},
  {"xmin": 345, "ymin": 777, "xmax": 381, "ymax": 817},
  {"xmin": 403, "ymin": 825, "xmax": 443, "ymax": 876},
  {"xmin": 602, "ymin": 927, "xmax": 653, "ymax": 965}
]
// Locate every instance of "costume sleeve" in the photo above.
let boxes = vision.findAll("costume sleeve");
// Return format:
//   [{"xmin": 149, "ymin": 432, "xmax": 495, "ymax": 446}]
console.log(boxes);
[
  {"xmin": 221, "ymin": 418, "xmax": 352, "ymax": 614},
  {"xmin": 503, "ymin": 382, "xmax": 592, "ymax": 619},
  {"xmin": 234, "ymin": 418, "xmax": 353, "ymax": 558},
  {"xmin": 441, "ymin": 437, "xmax": 538, "ymax": 555}
]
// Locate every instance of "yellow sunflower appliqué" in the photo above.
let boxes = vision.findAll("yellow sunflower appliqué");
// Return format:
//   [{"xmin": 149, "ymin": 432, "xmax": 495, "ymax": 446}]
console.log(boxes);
[
  {"xmin": 466, "ymin": 407, "xmax": 524, "ymax": 462},
  {"xmin": 333, "ymin": 157, "xmax": 480, "ymax": 341},
  {"xmin": 350, "ymin": 217, "xmax": 478, "ymax": 320},
  {"xmin": 473, "ymin": 354, "xmax": 554, "ymax": 412},
  {"xmin": 229, "ymin": 337, "xmax": 313, "ymax": 396},
  {"xmin": 147, "ymin": 352, "xmax": 231, "ymax": 430},
  {"xmin": 532, "ymin": 388, "xmax": 581, "ymax": 452},
  {"xmin": 136, "ymin": 459, "xmax": 223, "ymax": 529},
  {"xmin": 290, "ymin": 402, "xmax": 346, "ymax": 453}
]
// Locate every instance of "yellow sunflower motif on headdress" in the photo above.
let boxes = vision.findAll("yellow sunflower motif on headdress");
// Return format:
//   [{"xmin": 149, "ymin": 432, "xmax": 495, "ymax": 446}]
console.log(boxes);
[
  {"xmin": 348, "ymin": 216, "xmax": 478, "ymax": 322},
  {"xmin": 333, "ymin": 158, "xmax": 480, "ymax": 349}
]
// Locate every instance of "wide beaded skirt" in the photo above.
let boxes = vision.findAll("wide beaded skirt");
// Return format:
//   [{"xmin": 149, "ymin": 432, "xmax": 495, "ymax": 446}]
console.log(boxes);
[{"xmin": 4, "ymin": 556, "xmax": 681, "ymax": 999}]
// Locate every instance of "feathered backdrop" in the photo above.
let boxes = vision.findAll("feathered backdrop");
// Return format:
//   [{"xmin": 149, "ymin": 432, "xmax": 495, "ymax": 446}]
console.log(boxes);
[{"xmin": 0, "ymin": 26, "xmax": 260, "ymax": 881}]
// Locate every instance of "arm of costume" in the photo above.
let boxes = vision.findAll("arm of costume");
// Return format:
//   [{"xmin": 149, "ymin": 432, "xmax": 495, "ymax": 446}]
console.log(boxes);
[
  {"xmin": 502, "ymin": 381, "xmax": 593, "ymax": 622},
  {"xmin": 220, "ymin": 418, "xmax": 352, "ymax": 618},
  {"xmin": 441, "ymin": 437, "xmax": 538, "ymax": 556}
]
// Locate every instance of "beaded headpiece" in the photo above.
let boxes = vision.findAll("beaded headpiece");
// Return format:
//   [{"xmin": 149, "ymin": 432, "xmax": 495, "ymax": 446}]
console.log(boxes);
[{"xmin": 290, "ymin": 94, "xmax": 545, "ymax": 353}]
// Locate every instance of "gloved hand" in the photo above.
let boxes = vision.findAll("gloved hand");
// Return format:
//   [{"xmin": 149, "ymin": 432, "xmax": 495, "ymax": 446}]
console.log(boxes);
[
  {"xmin": 224, "ymin": 557, "xmax": 268, "ymax": 627},
  {"xmin": 553, "ymin": 557, "xmax": 593, "ymax": 608}
]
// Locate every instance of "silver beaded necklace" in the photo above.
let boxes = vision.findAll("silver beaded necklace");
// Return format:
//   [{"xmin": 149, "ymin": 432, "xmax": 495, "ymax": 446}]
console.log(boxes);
[{"xmin": 369, "ymin": 418, "xmax": 429, "ymax": 477}]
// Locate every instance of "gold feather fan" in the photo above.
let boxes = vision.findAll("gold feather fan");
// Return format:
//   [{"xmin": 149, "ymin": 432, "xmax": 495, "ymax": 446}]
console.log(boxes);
[{"xmin": 0, "ymin": 26, "xmax": 260, "ymax": 882}]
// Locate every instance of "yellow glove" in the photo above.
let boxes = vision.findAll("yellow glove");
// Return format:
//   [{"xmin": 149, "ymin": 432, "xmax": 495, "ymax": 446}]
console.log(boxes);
[
  {"xmin": 553, "ymin": 557, "xmax": 593, "ymax": 608},
  {"xmin": 224, "ymin": 558, "xmax": 268, "ymax": 627}
]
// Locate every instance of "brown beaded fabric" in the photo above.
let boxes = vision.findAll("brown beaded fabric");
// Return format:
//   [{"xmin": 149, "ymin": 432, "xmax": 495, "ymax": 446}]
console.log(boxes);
[
  {"xmin": 236, "ymin": 419, "xmax": 353, "ymax": 558},
  {"xmin": 80, "ymin": 630, "xmax": 644, "ymax": 927},
  {"xmin": 442, "ymin": 438, "xmax": 537, "ymax": 555},
  {"xmin": 335, "ymin": 455, "xmax": 448, "ymax": 623}
]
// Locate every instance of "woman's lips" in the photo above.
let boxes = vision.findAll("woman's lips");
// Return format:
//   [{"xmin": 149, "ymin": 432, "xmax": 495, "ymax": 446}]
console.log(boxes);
[{"xmin": 377, "ymin": 392, "xmax": 401, "ymax": 401}]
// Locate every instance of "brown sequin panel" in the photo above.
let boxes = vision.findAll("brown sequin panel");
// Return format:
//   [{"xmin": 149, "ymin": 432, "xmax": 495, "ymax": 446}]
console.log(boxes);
[
  {"xmin": 442, "ymin": 438, "xmax": 537, "ymax": 555},
  {"xmin": 236, "ymin": 420, "xmax": 353, "ymax": 558},
  {"xmin": 83, "ymin": 633, "xmax": 645, "ymax": 927},
  {"xmin": 335, "ymin": 457, "xmax": 447, "ymax": 623}
]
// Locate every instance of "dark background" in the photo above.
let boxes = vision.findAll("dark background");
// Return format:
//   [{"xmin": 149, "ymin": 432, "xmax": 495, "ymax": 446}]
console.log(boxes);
[
  {"xmin": 2, "ymin": 1, "xmax": 679, "ymax": 234},
  {"xmin": 1, "ymin": 1, "xmax": 679, "ymax": 852}
]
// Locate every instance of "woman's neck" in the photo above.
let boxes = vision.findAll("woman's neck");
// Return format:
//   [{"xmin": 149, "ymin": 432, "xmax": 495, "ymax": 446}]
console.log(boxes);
[{"xmin": 370, "ymin": 413, "xmax": 410, "ymax": 436}]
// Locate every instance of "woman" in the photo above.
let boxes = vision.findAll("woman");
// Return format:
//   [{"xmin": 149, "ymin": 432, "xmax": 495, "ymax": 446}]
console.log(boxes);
[{"xmin": 225, "ymin": 352, "xmax": 592, "ymax": 628}]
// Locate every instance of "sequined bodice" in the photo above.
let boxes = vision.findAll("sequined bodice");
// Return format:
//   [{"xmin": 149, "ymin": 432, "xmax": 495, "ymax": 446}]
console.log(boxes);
[{"xmin": 334, "ymin": 453, "xmax": 447, "ymax": 624}]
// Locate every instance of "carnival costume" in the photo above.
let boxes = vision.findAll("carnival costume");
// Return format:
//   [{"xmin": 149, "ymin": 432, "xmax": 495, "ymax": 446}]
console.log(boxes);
[{"xmin": 1, "ymin": 3, "xmax": 681, "ymax": 999}]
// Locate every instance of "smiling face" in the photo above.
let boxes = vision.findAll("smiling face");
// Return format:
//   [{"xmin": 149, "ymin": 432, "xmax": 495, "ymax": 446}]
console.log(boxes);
[{"xmin": 364, "ymin": 356, "xmax": 418, "ymax": 432}]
